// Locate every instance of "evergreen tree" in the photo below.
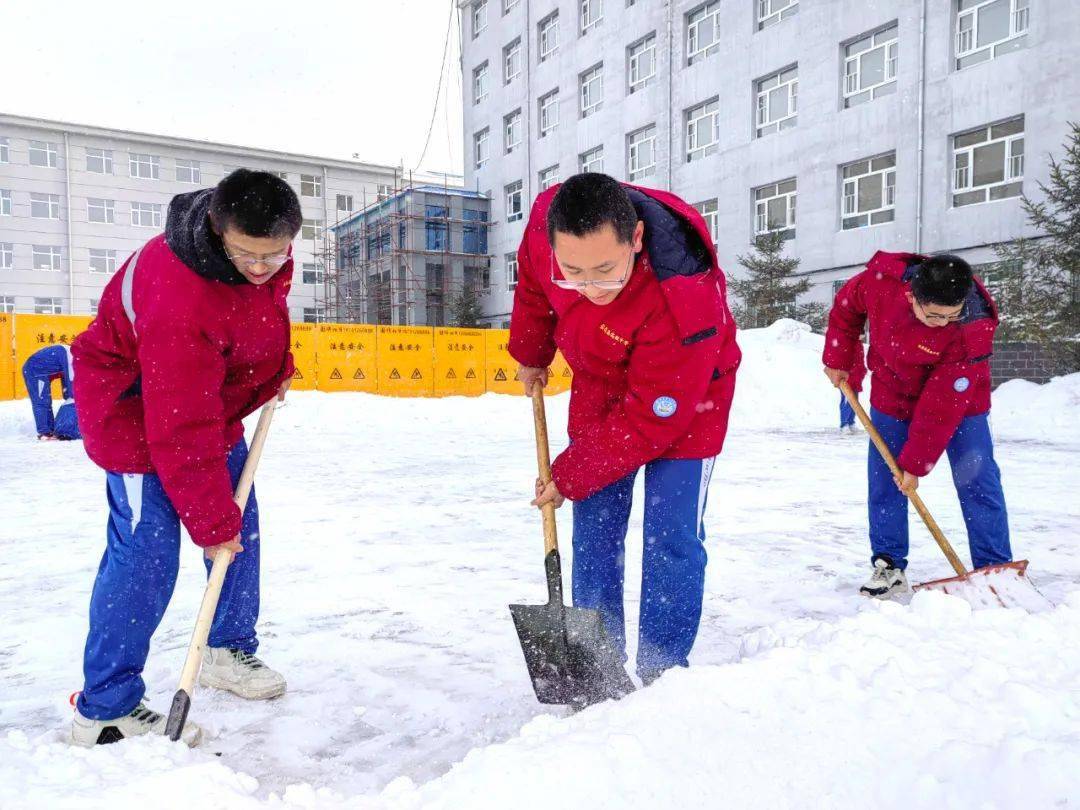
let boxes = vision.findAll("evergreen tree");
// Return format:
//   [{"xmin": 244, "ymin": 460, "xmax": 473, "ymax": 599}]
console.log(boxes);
[
  {"xmin": 992, "ymin": 121, "xmax": 1080, "ymax": 371},
  {"xmin": 450, "ymin": 284, "xmax": 485, "ymax": 328},
  {"xmin": 730, "ymin": 231, "xmax": 810, "ymax": 328}
]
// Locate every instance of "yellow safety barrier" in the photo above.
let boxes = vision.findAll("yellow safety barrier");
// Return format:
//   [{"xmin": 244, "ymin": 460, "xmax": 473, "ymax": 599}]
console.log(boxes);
[
  {"xmin": 289, "ymin": 324, "xmax": 317, "ymax": 391},
  {"xmin": 13, "ymin": 314, "xmax": 93, "ymax": 399},
  {"xmin": 0, "ymin": 314, "xmax": 14, "ymax": 400},
  {"xmin": 484, "ymin": 329, "xmax": 520, "ymax": 395},
  {"xmin": 315, "ymin": 324, "xmax": 377, "ymax": 393},
  {"xmin": 548, "ymin": 351, "xmax": 573, "ymax": 395},
  {"xmin": 434, "ymin": 328, "xmax": 485, "ymax": 397},
  {"xmin": 376, "ymin": 326, "xmax": 435, "ymax": 397}
]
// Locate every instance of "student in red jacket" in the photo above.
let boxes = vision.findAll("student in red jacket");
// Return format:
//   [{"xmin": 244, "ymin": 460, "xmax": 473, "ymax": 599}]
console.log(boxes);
[
  {"xmin": 511, "ymin": 173, "xmax": 741, "ymax": 687},
  {"xmin": 823, "ymin": 252, "xmax": 1012, "ymax": 598},
  {"xmin": 69, "ymin": 170, "xmax": 300, "ymax": 747}
]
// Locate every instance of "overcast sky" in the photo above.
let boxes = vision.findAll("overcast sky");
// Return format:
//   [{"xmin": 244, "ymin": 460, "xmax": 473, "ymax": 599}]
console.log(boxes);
[{"xmin": 3, "ymin": 0, "xmax": 464, "ymax": 175}]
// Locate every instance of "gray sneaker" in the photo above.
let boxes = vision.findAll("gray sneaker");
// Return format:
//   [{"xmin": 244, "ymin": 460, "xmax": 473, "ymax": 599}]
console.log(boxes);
[
  {"xmin": 70, "ymin": 702, "xmax": 203, "ymax": 748},
  {"xmin": 859, "ymin": 557, "xmax": 910, "ymax": 599}
]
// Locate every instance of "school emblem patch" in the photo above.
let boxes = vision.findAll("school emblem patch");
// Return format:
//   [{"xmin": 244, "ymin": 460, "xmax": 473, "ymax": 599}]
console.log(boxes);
[
  {"xmin": 653, "ymin": 396, "xmax": 678, "ymax": 418},
  {"xmin": 953, "ymin": 377, "xmax": 970, "ymax": 393}
]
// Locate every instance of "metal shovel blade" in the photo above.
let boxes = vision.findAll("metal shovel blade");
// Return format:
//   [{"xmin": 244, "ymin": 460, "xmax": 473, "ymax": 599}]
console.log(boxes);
[
  {"xmin": 510, "ymin": 600, "xmax": 632, "ymax": 706},
  {"xmin": 914, "ymin": 560, "xmax": 1051, "ymax": 610}
]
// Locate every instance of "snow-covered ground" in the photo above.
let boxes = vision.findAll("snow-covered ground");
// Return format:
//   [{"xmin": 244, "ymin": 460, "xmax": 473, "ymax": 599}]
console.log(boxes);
[{"xmin": 1, "ymin": 320, "xmax": 1078, "ymax": 809}]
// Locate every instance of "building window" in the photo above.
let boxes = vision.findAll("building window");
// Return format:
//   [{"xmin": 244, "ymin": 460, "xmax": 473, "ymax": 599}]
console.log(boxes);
[
  {"xmin": 686, "ymin": 98, "xmax": 719, "ymax": 162},
  {"xmin": 539, "ymin": 89, "xmax": 560, "ymax": 137},
  {"xmin": 463, "ymin": 208, "xmax": 488, "ymax": 254},
  {"xmin": 507, "ymin": 253, "xmax": 519, "ymax": 291},
  {"xmin": 628, "ymin": 33, "xmax": 657, "ymax": 93},
  {"xmin": 844, "ymin": 24, "xmax": 898, "ymax": 107},
  {"xmin": 33, "ymin": 246, "xmax": 63, "ymax": 271},
  {"xmin": 506, "ymin": 181, "xmax": 524, "ymax": 223},
  {"xmin": 694, "ymin": 199, "xmax": 719, "ymax": 246},
  {"xmin": 687, "ymin": 2, "xmax": 721, "ymax": 65},
  {"xmin": 29, "ymin": 141, "xmax": 59, "ymax": 168},
  {"xmin": 952, "ymin": 117, "xmax": 1024, "ymax": 207},
  {"xmin": 581, "ymin": 0, "xmax": 603, "ymax": 33},
  {"xmin": 472, "ymin": 0, "xmax": 488, "ymax": 38},
  {"xmin": 504, "ymin": 38, "xmax": 522, "ymax": 83},
  {"xmin": 580, "ymin": 146, "xmax": 604, "ymax": 173},
  {"xmin": 89, "ymin": 248, "xmax": 118, "ymax": 274},
  {"xmin": 754, "ymin": 179, "xmax": 797, "ymax": 239},
  {"xmin": 0, "ymin": 243, "xmax": 12, "ymax": 270},
  {"xmin": 426, "ymin": 204, "xmax": 450, "ymax": 251},
  {"xmin": 377, "ymin": 183, "xmax": 393, "ymax": 200},
  {"xmin": 0, "ymin": 189, "xmax": 10, "ymax": 216},
  {"xmin": 337, "ymin": 194, "xmax": 353, "ymax": 212},
  {"xmin": 131, "ymin": 202, "xmax": 163, "ymax": 228},
  {"xmin": 300, "ymin": 174, "xmax": 322, "ymax": 198},
  {"xmin": 90, "ymin": 299, "xmax": 100, "ymax": 316},
  {"xmin": 627, "ymin": 125, "xmax": 657, "ymax": 181},
  {"xmin": 31, "ymin": 193, "xmax": 61, "ymax": 219},
  {"xmin": 841, "ymin": 153, "xmax": 896, "ymax": 229},
  {"xmin": 35, "ymin": 297, "xmax": 63, "ymax": 314},
  {"xmin": 539, "ymin": 12, "xmax": 560, "ymax": 61},
  {"xmin": 0, "ymin": 136, "xmax": 8, "ymax": 163},
  {"xmin": 473, "ymin": 62, "xmax": 490, "ymax": 104},
  {"xmin": 302, "ymin": 262, "xmax": 326, "ymax": 285},
  {"xmin": 474, "ymin": 128, "xmax": 490, "ymax": 168},
  {"xmin": 504, "ymin": 0, "xmax": 519, "ymax": 12},
  {"xmin": 539, "ymin": 165, "xmax": 560, "ymax": 191},
  {"xmin": 580, "ymin": 64, "xmax": 603, "ymax": 118},
  {"xmin": 956, "ymin": 0, "xmax": 1029, "ymax": 70},
  {"xmin": 176, "ymin": 158, "xmax": 202, "ymax": 183},
  {"xmin": 301, "ymin": 218, "xmax": 325, "ymax": 241},
  {"xmin": 86, "ymin": 148, "xmax": 113, "ymax": 174},
  {"xmin": 757, "ymin": 0, "xmax": 798, "ymax": 30},
  {"xmin": 756, "ymin": 66, "xmax": 798, "ymax": 137},
  {"xmin": 129, "ymin": 153, "xmax": 160, "ymax": 179},
  {"xmin": 87, "ymin": 198, "xmax": 116, "ymax": 224},
  {"xmin": 0, "ymin": 296, "xmax": 13, "ymax": 312},
  {"xmin": 303, "ymin": 306, "xmax": 326, "ymax": 324},
  {"xmin": 270, "ymin": 170, "xmax": 288, "ymax": 180},
  {"xmin": 505, "ymin": 109, "xmax": 523, "ymax": 154}
]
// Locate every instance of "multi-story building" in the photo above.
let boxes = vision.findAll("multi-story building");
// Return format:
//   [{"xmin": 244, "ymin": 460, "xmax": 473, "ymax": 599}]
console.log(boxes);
[
  {"xmin": 460, "ymin": 0, "xmax": 1078, "ymax": 326},
  {"xmin": 332, "ymin": 185, "xmax": 492, "ymax": 326},
  {"xmin": 0, "ymin": 112, "xmax": 410, "ymax": 322}
]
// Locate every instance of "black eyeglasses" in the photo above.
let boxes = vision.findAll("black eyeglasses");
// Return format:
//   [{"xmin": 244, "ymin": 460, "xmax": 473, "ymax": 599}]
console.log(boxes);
[{"xmin": 550, "ymin": 251, "xmax": 634, "ymax": 290}]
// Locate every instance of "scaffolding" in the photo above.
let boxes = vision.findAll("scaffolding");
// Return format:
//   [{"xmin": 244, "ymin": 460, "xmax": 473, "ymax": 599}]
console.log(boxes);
[{"xmin": 312, "ymin": 172, "xmax": 494, "ymax": 326}]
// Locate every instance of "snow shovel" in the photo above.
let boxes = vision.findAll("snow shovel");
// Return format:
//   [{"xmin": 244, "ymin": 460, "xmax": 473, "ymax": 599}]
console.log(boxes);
[
  {"xmin": 165, "ymin": 399, "xmax": 278, "ymax": 741},
  {"xmin": 839, "ymin": 382, "xmax": 1045, "ymax": 610},
  {"xmin": 510, "ymin": 388, "xmax": 633, "ymax": 707}
]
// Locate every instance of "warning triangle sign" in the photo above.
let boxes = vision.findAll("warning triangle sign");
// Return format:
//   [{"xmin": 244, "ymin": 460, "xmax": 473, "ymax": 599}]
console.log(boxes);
[
  {"xmin": 494, "ymin": 368, "xmax": 507, "ymax": 381},
  {"xmin": 446, "ymin": 368, "xmax": 457, "ymax": 379},
  {"xmin": 465, "ymin": 368, "xmax": 477, "ymax": 379},
  {"xmin": 353, "ymin": 368, "xmax": 366, "ymax": 380},
  {"xmin": 330, "ymin": 368, "xmax": 342, "ymax": 380},
  {"xmin": 563, "ymin": 368, "xmax": 571, "ymax": 377},
  {"xmin": 390, "ymin": 368, "xmax": 401, "ymax": 380},
  {"xmin": 293, "ymin": 369, "xmax": 303, "ymax": 379},
  {"xmin": 411, "ymin": 368, "xmax": 423, "ymax": 380}
]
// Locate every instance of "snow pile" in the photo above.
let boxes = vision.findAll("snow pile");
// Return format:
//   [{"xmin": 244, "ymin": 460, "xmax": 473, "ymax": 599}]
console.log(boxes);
[
  {"xmin": 991, "ymin": 373, "xmax": 1080, "ymax": 444},
  {"xmin": 4, "ymin": 590, "xmax": 1079, "ymax": 809}
]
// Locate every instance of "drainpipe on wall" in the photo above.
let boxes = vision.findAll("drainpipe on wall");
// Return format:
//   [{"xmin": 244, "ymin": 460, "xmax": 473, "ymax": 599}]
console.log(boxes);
[
  {"xmin": 665, "ymin": 0, "xmax": 675, "ymax": 190},
  {"xmin": 524, "ymin": 0, "xmax": 533, "ymax": 205},
  {"xmin": 63, "ymin": 131, "xmax": 74, "ymax": 313},
  {"xmin": 914, "ymin": 0, "xmax": 928, "ymax": 253}
]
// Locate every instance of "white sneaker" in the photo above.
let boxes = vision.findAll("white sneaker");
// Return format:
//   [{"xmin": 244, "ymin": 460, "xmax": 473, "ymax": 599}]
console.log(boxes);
[
  {"xmin": 70, "ymin": 703, "xmax": 203, "ymax": 748},
  {"xmin": 860, "ymin": 557, "xmax": 910, "ymax": 599},
  {"xmin": 199, "ymin": 647, "xmax": 287, "ymax": 700}
]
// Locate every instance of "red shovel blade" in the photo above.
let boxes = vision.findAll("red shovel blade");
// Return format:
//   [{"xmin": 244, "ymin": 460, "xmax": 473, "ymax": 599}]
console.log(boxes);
[{"xmin": 914, "ymin": 560, "xmax": 1049, "ymax": 610}]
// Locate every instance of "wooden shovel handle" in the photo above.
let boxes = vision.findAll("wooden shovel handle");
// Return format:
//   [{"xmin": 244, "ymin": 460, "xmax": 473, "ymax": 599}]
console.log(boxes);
[
  {"xmin": 531, "ymin": 387, "xmax": 559, "ymax": 556},
  {"xmin": 839, "ymin": 381, "xmax": 967, "ymax": 577}
]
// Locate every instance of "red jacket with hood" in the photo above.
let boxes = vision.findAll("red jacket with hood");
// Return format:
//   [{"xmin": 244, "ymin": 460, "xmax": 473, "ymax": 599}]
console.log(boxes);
[
  {"xmin": 823, "ymin": 251, "xmax": 998, "ymax": 476},
  {"xmin": 73, "ymin": 189, "xmax": 294, "ymax": 547},
  {"xmin": 510, "ymin": 184, "xmax": 742, "ymax": 501}
]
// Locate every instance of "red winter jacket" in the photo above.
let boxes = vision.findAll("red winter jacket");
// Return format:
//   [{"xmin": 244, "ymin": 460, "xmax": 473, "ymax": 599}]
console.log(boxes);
[
  {"xmin": 510, "ymin": 184, "xmax": 742, "ymax": 501},
  {"xmin": 823, "ymin": 251, "xmax": 998, "ymax": 477},
  {"xmin": 73, "ymin": 190, "xmax": 294, "ymax": 547}
]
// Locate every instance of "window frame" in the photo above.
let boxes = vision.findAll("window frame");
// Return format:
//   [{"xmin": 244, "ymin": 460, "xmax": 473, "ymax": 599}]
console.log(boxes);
[
  {"xmin": 955, "ymin": 0, "xmax": 1029, "ymax": 69},
  {"xmin": 30, "ymin": 192, "xmax": 61, "ymax": 220},
  {"xmin": 757, "ymin": 0, "xmax": 799, "ymax": 31},
  {"xmin": 0, "ymin": 136, "xmax": 8, "ymax": 164},
  {"xmin": 843, "ymin": 23, "xmax": 898, "ymax": 108},
  {"xmin": 686, "ymin": 98, "xmax": 719, "ymax": 162},
  {"xmin": 539, "ymin": 164, "xmax": 560, "ymax": 191},
  {"xmin": 87, "ymin": 197, "xmax": 116, "ymax": 225},
  {"xmin": 951, "ymin": 117, "xmax": 1025, "ymax": 207},
  {"xmin": 686, "ymin": 2, "xmax": 721, "ymax": 65},
  {"xmin": 694, "ymin": 199, "xmax": 719, "ymax": 246},
  {"xmin": 301, "ymin": 218, "xmax": 325, "ymax": 241},
  {"xmin": 130, "ymin": 201, "xmax": 163, "ymax": 228},
  {"xmin": 627, "ymin": 125, "xmax": 657, "ymax": 181},
  {"xmin": 580, "ymin": 64, "xmax": 604, "ymax": 118},
  {"xmin": 754, "ymin": 178, "xmax": 797, "ymax": 238},
  {"xmin": 504, "ymin": 38, "xmax": 523, "ymax": 84},
  {"xmin": 505, "ymin": 181, "xmax": 524, "ymax": 223},
  {"xmin": 580, "ymin": 146, "xmax": 604, "ymax": 173},
  {"xmin": 539, "ymin": 12, "xmax": 560, "ymax": 61},
  {"xmin": 29, "ymin": 141, "xmax": 59, "ymax": 168},
  {"xmin": 301, "ymin": 262, "xmax": 326, "ymax": 286},
  {"xmin": 506, "ymin": 253, "xmax": 519, "ymax": 291},
  {"xmin": 176, "ymin": 158, "xmax": 202, "ymax": 184},
  {"xmin": 756, "ymin": 66, "xmax": 799, "ymax": 137},
  {"xmin": 300, "ymin": 174, "xmax": 323, "ymax": 198},
  {"xmin": 628, "ymin": 33, "xmax": 657, "ymax": 93},
  {"xmin": 0, "ymin": 189, "xmax": 11, "ymax": 217},
  {"xmin": 581, "ymin": 0, "xmax": 603, "ymax": 34},
  {"xmin": 88, "ymin": 248, "xmax": 118, "ymax": 274},
  {"xmin": 86, "ymin": 147, "xmax": 113, "ymax": 174},
  {"xmin": 0, "ymin": 243, "xmax": 13, "ymax": 271},
  {"xmin": 840, "ymin": 153, "xmax": 897, "ymax": 230},
  {"xmin": 35, "ymin": 297, "xmax": 63, "ymax": 315},
  {"xmin": 32, "ymin": 245, "xmax": 63, "ymax": 272},
  {"xmin": 473, "ymin": 61, "xmax": 490, "ymax": 104},
  {"xmin": 128, "ymin": 152, "xmax": 161, "ymax": 180},
  {"xmin": 504, "ymin": 109, "xmax": 523, "ymax": 154},
  {"xmin": 474, "ymin": 127, "xmax": 490, "ymax": 169},
  {"xmin": 472, "ymin": 0, "xmax": 489, "ymax": 38},
  {"xmin": 337, "ymin": 194, "xmax": 353, "ymax": 213},
  {"xmin": 539, "ymin": 89, "xmax": 560, "ymax": 137}
]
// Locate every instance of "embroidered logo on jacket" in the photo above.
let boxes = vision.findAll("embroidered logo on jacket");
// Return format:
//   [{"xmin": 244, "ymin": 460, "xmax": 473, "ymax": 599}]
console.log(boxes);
[
  {"xmin": 653, "ymin": 396, "xmax": 678, "ymax": 418},
  {"xmin": 916, "ymin": 343, "xmax": 941, "ymax": 356},
  {"xmin": 953, "ymin": 377, "xmax": 970, "ymax": 393},
  {"xmin": 599, "ymin": 323, "xmax": 630, "ymax": 347}
]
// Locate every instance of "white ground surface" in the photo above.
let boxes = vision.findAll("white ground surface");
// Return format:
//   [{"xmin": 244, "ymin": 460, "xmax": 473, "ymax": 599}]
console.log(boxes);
[{"xmin": 1, "ymin": 320, "xmax": 1077, "ymax": 809}]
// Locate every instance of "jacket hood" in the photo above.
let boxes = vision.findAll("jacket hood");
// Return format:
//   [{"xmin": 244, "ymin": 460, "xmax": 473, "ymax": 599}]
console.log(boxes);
[{"xmin": 164, "ymin": 189, "xmax": 248, "ymax": 285}]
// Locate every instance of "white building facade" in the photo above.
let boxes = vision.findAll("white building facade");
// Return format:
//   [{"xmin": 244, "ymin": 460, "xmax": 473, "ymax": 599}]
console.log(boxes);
[
  {"xmin": 0, "ymin": 113, "xmax": 405, "ymax": 322},
  {"xmin": 459, "ymin": 0, "xmax": 1079, "ymax": 325}
]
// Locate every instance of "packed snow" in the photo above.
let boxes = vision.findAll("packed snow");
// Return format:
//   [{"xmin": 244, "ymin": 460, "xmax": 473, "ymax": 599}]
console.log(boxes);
[{"xmin": 1, "ymin": 320, "xmax": 1078, "ymax": 809}]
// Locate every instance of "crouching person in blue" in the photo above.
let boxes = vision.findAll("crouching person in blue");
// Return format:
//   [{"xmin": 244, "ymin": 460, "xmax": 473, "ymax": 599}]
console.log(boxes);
[{"xmin": 22, "ymin": 344, "xmax": 81, "ymax": 441}]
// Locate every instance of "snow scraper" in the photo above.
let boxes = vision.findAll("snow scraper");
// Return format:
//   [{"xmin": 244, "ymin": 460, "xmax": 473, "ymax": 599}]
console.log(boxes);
[
  {"xmin": 510, "ymin": 388, "xmax": 634, "ymax": 707},
  {"xmin": 840, "ymin": 382, "xmax": 1047, "ymax": 610},
  {"xmin": 165, "ymin": 399, "xmax": 278, "ymax": 742}
]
